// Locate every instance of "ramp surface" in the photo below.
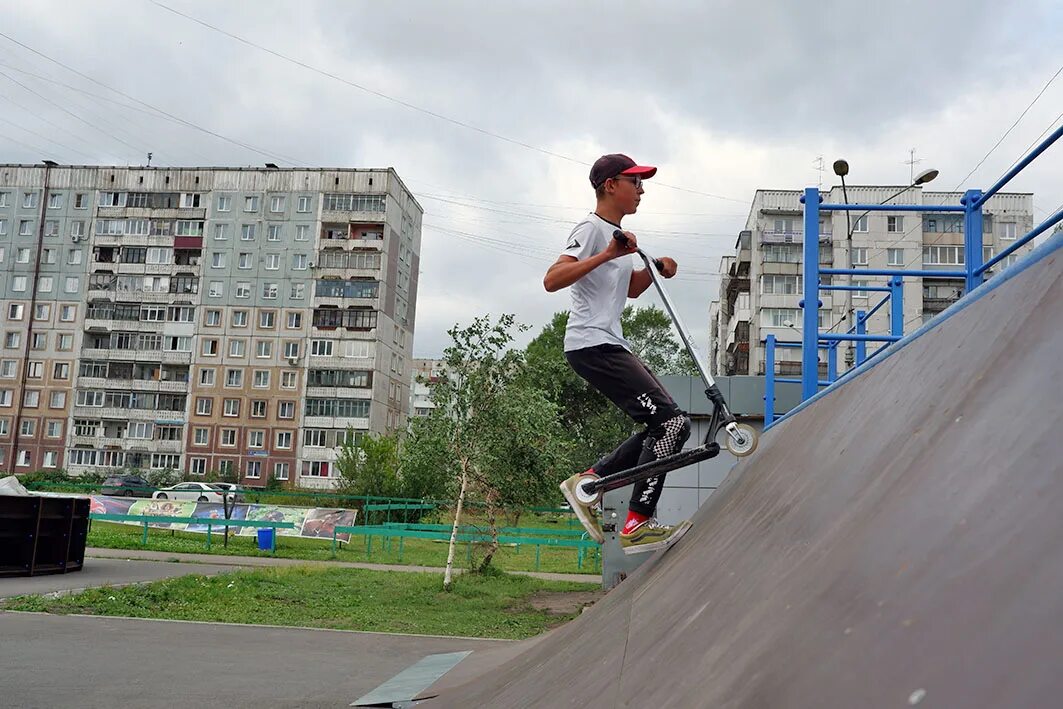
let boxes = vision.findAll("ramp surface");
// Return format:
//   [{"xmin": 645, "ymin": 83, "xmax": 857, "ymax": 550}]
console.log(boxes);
[{"xmin": 423, "ymin": 237, "xmax": 1063, "ymax": 707}]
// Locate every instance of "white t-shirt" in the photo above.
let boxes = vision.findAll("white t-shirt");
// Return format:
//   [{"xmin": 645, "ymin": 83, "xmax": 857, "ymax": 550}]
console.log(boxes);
[{"xmin": 561, "ymin": 213, "xmax": 633, "ymax": 352}]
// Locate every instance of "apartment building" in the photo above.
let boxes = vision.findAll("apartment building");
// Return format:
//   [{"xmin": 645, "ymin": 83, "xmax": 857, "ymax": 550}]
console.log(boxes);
[
  {"xmin": 0, "ymin": 164, "xmax": 421, "ymax": 489},
  {"xmin": 710, "ymin": 186, "xmax": 1034, "ymax": 379},
  {"xmin": 410, "ymin": 358, "xmax": 444, "ymax": 418}
]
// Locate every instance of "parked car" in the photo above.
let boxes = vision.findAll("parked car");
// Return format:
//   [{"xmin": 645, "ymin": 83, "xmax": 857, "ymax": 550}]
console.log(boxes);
[
  {"xmin": 152, "ymin": 482, "xmax": 234, "ymax": 504},
  {"xmin": 211, "ymin": 483, "xmax": 244, "ymax": 503},
  {"xmin": 101, "ymin": 474, "xmax": 153, "ymax": 498}
]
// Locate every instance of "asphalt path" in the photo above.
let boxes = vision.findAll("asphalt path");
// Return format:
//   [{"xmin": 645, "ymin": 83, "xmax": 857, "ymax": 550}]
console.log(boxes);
[{"xmin": 0, "ymin": 612, "xmax": 503, "ymax": 708}]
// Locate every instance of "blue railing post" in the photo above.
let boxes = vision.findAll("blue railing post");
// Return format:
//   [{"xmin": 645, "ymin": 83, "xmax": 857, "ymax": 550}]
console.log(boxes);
[
  {"xmin": 963, "ymin": 189, "xmax": 984, "ymax": 294},
  {"xmin": 801, "ymin": 187, "xmax": 821, "ymax": 400},
  {"xmin": 855, "ymin": 310, "xmax": 867, "ymax": 365},
  {"xmin": 889, "ymin": 277, "xmax": 904, "ymax": 338},
  {"xmin": 764, "ymin": 334, "xmax": 776, "ymax": 424},
  {"xmin": 827, "ymin": 343, "xmax": 838, "ymax": 382}
]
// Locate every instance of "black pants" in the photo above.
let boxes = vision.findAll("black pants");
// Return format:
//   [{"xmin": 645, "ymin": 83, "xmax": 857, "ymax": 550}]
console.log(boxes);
[{"xmin": 566, "ymin": 344, "xmax": 690, "ymax": 517}]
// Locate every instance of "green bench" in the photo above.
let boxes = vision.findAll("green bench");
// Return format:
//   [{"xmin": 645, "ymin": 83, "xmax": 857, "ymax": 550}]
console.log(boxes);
[
  {"xmin": 90, "ymin": 513, "xmax": 297, "ymax": 553},
  {"xmin": 331, "ymin": 524, "xmax": 600, "ymax": 571}
]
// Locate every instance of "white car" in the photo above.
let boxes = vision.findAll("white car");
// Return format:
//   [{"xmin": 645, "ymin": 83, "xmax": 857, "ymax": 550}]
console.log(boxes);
[{"xmin": 152, "ymin": 482, "xmax": 234, "ymax": 504}]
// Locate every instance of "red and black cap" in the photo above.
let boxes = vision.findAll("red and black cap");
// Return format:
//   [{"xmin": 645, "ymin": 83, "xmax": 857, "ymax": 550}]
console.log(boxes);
[{"xmin": 589, "ymin": 153, "xmax": 658, "ymax": 189}]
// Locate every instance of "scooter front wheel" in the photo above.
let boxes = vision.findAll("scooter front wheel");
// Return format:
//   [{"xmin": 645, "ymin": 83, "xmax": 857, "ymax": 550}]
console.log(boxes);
[{"xmin": 723, "ymin": 423, "xmax": 758, "ymax": 457}]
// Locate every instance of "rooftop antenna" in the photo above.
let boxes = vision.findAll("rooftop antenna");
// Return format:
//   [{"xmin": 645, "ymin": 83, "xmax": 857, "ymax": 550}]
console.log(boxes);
[
  {"xmin": 146, "ymin": 152, "xmax": 153, "ymax": 167},
  {"xmin": 903, "ymin": 147, "xmax": 923, "ymax": 184},
  {"xmin": 813, "ymin": 155, "xmax": 825, "ymax": 189}
]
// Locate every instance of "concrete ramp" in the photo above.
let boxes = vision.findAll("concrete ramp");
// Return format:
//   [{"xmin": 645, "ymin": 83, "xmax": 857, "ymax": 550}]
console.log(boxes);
[{"xmin": 421, "ymin": 235, "xmax": 1063, "ymax": 708}]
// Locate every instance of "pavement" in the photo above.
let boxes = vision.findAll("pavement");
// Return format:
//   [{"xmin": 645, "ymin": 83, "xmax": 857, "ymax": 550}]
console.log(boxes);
[
  {"xmin": 417, "ymin": 234, "xmax": 1063, "ymax": 707},
  {"xmin": 0, "ymin": 612, "xmax": 503, "ymax": 708},
  {"xmin": 0, "ymin": 556, "xmax": 242, "ymax": 599}
]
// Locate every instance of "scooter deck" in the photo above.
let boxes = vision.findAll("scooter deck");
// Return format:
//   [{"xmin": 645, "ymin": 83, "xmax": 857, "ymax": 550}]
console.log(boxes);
[{"xmin": 585, "ymin": 443, "xmax": 722, "ymax": 495}]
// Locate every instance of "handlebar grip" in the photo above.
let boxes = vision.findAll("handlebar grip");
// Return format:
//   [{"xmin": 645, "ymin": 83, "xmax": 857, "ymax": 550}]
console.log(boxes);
[{"xmin": 613, "ymin": 229, "xmax": 665, "ymax": 273}]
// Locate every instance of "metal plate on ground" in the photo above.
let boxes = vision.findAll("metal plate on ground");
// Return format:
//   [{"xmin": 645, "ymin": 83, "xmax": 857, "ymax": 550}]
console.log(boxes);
[{"xmin": 351, "ymin": 651, "xmax": 471, "ymax": 707}]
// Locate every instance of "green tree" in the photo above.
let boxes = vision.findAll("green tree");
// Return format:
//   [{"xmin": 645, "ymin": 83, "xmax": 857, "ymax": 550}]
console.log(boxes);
[
  {"xmin": 399, "ymin": 414, "xmax": 457, "ymax": 501},
  {"xmin": 335, "ymin": 430, "xmax": 402, "ymax": 499},
  {"xmin": 428, "ymin": 314, "xmax": 569, "ymax": 588}
]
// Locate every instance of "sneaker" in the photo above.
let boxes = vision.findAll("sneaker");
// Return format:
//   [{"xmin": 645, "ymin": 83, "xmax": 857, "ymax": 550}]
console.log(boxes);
[
  {"xmin": 559, "ymin": 473, "xmax": 604, "ymax": 544},
  {"xmin": 619, "ymin": 518, "xmax": 692, "ymax": 555}
]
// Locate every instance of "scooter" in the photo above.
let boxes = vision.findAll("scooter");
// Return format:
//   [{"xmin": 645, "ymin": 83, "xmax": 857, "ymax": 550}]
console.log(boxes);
[{"xmin": 571, "ymin": 230, "xmax": 759, "ymax": 507}]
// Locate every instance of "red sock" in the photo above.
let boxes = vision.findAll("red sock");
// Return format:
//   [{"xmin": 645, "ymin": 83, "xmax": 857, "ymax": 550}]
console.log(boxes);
[
  {"xmin": 622, "ymin": 510, "xmax": 649, "ymax": 534},
  {"xmin": 579, "ymin": 468, "xmax": 596, "ymax": 477}
]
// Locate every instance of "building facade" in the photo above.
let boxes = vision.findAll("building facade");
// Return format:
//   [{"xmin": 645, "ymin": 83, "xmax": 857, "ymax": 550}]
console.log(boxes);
[
  {"xmin": 711, "ymin": 186, "xmax": 1034, "ymax": 378},
  {"xmin": 0, "ymin": 164, "xmax": 421, "ymax": 488},
  {"xmin": 410, "ymin": 358, "xmax": 444, "ymax": 418}
]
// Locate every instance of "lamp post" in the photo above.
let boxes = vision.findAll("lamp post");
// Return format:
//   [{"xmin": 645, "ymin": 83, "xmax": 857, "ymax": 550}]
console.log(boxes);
[{"xmin": 829, "ymin": 161, "xmax": 938, "ymax": 371}]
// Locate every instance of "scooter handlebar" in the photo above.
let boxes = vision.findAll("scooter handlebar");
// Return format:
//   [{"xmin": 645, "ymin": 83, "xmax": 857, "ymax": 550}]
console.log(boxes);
[{"xmin": 612, "ymin": 230, "xmax": 665, "ymax": 274}]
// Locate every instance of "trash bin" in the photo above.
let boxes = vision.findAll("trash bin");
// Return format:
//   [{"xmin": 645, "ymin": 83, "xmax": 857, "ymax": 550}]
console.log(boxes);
[{"xmin": 256, "ymin": 528, "xmax": 274, "ymax": 551}]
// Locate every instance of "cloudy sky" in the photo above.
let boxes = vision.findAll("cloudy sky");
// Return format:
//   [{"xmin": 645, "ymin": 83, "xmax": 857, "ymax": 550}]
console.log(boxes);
[{"xmin": 2, "ymin": 0, "xmax": 1060, "ymax": 357}]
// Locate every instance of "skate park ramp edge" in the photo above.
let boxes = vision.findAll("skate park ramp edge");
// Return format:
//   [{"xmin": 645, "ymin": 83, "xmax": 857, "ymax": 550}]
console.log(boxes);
[{"xmin": 416, "ymin": 231, "xmax": 1063, "ymax": 708}]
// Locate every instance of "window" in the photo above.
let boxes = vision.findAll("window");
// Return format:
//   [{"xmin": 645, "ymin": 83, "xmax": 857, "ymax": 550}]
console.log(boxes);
[
  {"xmin": 235, "ymin": 282, "xmax": 251, "ymax": 298},
  {"xmin": 208, "ymin": 281, "xmax": 224, "ymax": 297},
  {"xmin": 0, "ymin": 390, "xmax": 10, "ymax": 406},
  {"xmin": 302, "ymin": 460, "xmax": 331, "ymax": 477},
  {"xmin": 311, "ymin": 340, "xmax": 334, "ymax": 356},
  {"xmin": 223, "ymin": 398, "xmax": 240, "ymax": 416},
  {"xmin": 281, "ymin": 371, "xmax": 297, "ymax": 389},
  {"xmin": 262, "ymin": 282, "xmax": 278, "ymax": 299},
  {"xmin": 887, "ymin": 216, "xmax": 903, "ymax": 233},
  {"xmin": 923, "ymin": 245, "xmax": 964, "ymax": 266},
  {"xmin": 253, "ymin": 370, "xmax": 269, "ymax": 388},
  {"xmin": 238, "ymin": 252, "xmax": 253, "ymax": 269},
  {"xmin": 214, "ymin": 223, "xmax": 229, "ymax": 240},
  {"xmin": 244, "ymin": 196, "xmax": 259, "ymax": 212},
  {"xmin": 1000, "ymin": 222, "xmax": 1017, "ymax": 240},
  {"xmin": 23, "ymin": 390, "xmax": 40, "ymax": 408},
  {"xmin": 190, "ymin": 458, "xmax": 207, "ymax": 476},
  {"xmin": 241, "ymin": 224, "xmax": 256, "ymax": 241},
  {"xmin": 297, "ymin": 195, "xmax": 312, "ymax": 213},
  {"xmin": 44, "ymin": 220, "xmax": 59, "ymax": 237},
  {"xmin": 175, "ymin": 220, "xmax": 203, "ymax": 236},
  {"xmin": 983, "ymin": 246, "xmax": 995, "ymax": 264},
  {"xmin": 71, "ymin": 193, "xmax": 86, "ymax": 209},
  {"xmin": 283, "ymin": 341, "xmax": 299, "ymax": 359},
  {"xmin": 27, "ymin": 362, "xmax": 42, "ymax": 378},
  {"xmin": 290, "ymin": 283, "xmax": 305, "ymax": 299},
  {"xmin": 276, "ymin": 431, "xmax": 292, "ymax": 449},
  {"xmin": 199, "ymin": 368, "xmax": 216, "ymax": 386},
  {"xmin": 127, "ymin": 422, "xmax": 152, "ymax": 439},
  {"xmin": 304, "ymin": 398, "xmax": 371, "ymax": 418},
  {"xmin": 16, "ymin": 248, "xmax": 30, "ymax": 264},
  {"xmin": 5, "ymin": 333, "xmax": 21, "ymax": 349},
  {"xmin": 12, "ymin": 275, "xmax": 27, "ymax": 292},
  {"xmin": 57, "ymin": 334, "xmax": 73, "ymax": 351},
  {"xmin": 0, "ymin": 192, "xmax": 7, "ymax": 207},
  {"xmin": 259, "ymin": 311, "xmax": 276, "ymax": 328},
  {"xmin": 293, "ymin": 254, "xmax": 308, "ymax": 270},
  {"xmin": 46, "ymin": 421, "xmax": 62, "ymax": 438},
  {"xmin": 8, "ymin": 304, "xmax": 24, "ymax": 321},
  {"xmin": 47, "ymin": 193, "xmax": 64, "ymax": 209},
  {"xmin": 270, "ymin": 196, "xmax": 285, "ymax": 213},
  {"xmin": 206, "ymin": 310, "xmax": 222, "ymax": 326},
  {"xmin": 193, "ymin": 427, "xmax": 209, "ymax": 445},
  {"xmin": 220, "ymin": 429, "xmax": 237, "ymax": 446},
  {"xmin": 248, "ymin": 430, "xmax": 265, "ymax": 448},
  {"xmin": 267, "ymin": 224, "xmax": 282, "ymax": 241},
  {"xmin": 278, "ymin": 401, "xmax": 295, "ymax": 419},
  {"xmin": 232, "ymin": 310, "xmax": 249, "ymax": 327},
  {"xmin": 246, "ymin": 460, "xmax": 262, "ymax": 479},
  {"xmin": 274, "ymin": 462, "xmax": 289, "ymax": 480},
  {"xmin": 202, "ymin": 339, "xmax": 219, "ymax": 356},
  {"xmin": 217, "ymin": 195, "xmax": 232, "ymax": 212},
  {"xmin": 49, "ymin": 390, "xmax": 67, "ymax": 408},
  {"xmin": 0, "ymin": 361, "xmax": 14, "ymax": 378},
  {"xmin": 53, "ymin": 363, "xmax": 70, "ymax": 380},
  {"xmin": 887, "ymin": 248, "xmax": 904, "ymax": 266},
  {"xmin": 264, "ymin": 253, "xmax": 280, "ymax": 270},
  {"xmin": 68, "ymin": 247, "xmax": 83, "ymax": 264},
  {"xmin": 851, "ymin": 279, "xmax": 870, "ymax": 300},
  {"xmin": 251, "ymin": 400, "xmax": 267, "ymax": 417},
  {"xmin": 65, "ymin": 277, "xmax": 79, "ymax": 293},
  {"xmin": 286, "ymin": 312, "xmax": 302, "ymax": 329},
  {"xmin": 23, "ymin": 191, "xmax": 39, "ymax": 208},
  {"xmin": 31, "ymin": 333, "xmax": 46, "ymax": 350},
  {"xmin": 761, "ymin": 274, "xmax": 797, "ymax": 295},
  {"xmin": 0, "ymin": 222, "xmax": 5, "ymax": 237},
  {"xmin": 180, "ymin": 193, "xmax": 203, "ymax": 208},
  {"xmin": 303, "ymin": 429, "xmax": 327, "ymax": 447},
  {"xmin": 851, "ymin": 247, "xmax": 869, "ymax": 266},
  {"xmin": 256, "ymin": 340, "xmax": 272, "ymax": 358},
  {"xmin": 16, "ymin": 450, "xmax": 31, "ymax": 467},
  {"xmin": 228, "ymin": 339, "xmax": 246, "ymax": 358},
  {"xmin": 853, "ymin": 215, "xmax": 868, "ymax": 232},
  {"xmin": 323, "ymin": 194, "xmax": 386, "ymax": 212},
  {"xmin": 168, "ymin": 307, "xmax": 196, "ymax": 325},
  {"xmin": 34, "ymin": 304, "xmax": 50, "ymax": 321},
  {"xmin": 211, "ymin": 252, "xmax": 226, "ymax": 268},
  {"xmin": 19, "ymin": 220, "xmax": 34, "ymax": 236},
  {"xmin": 41, "ymin": 248, "xmax": 56, "ymax": 264},
  {"xmin": 225, "ymin": 369, "xmax": 243, "ymax": 387},
  {"xmin": 761, "ymin": 308, "xmax": 802, "ymax": 328},
  {"xmin": 295, "ymin": 224, "xmax": 310, "ymax": 241}
]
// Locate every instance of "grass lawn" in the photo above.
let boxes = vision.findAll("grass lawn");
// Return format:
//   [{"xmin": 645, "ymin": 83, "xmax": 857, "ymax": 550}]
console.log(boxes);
[
  {"xmin": 0, "ymin": 565, "xmax": 599, "ymax": 640},
  {"xmin": 86, "ymin": 517, "xmax": 600, "ymax": 575}
]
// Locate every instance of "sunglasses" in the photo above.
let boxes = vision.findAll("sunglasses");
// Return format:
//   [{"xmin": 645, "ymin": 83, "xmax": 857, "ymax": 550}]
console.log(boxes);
[{"xmin": 611, "ymin": 175, "xmax": 643, "ymax": 189}]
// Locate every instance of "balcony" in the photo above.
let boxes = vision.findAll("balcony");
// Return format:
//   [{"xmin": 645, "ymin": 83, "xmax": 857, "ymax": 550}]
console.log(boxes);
[
  {"xmin": 84, "ymin": 318, "xmax": 164, "ymax": 333},
  {"xmin": 114, "ymin": 262, "xmax": 177, "ymax": 276},
  {"xmin": 81, "ymin": 348, "xmax": 162, "ymax": 362},
  {"xmin": 77, "ymin": 377, "xmax": 188, "ymax": 392},
  {"xmin": 303, "ymin": 416, "xmax": 370, "ymax": 429},
  {"xmin": 760, "ymin": 229, "xmax": 833, "ymax": 244}
]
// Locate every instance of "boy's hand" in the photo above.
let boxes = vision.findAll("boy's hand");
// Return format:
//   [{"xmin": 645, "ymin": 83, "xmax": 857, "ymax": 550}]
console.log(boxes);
[
  {"xmin": 606, "ymin": 230, "xmax": 639, "ymax": 259},
  {"xmin": 657, "ymin": 257, "xmax": 678, "ymax": 278}
]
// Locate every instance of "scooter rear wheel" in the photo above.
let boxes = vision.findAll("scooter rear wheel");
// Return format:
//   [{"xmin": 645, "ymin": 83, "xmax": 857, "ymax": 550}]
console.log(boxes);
[{"xmin": 724, "ymin": 423, "xmax": 758, "ymax": 457}]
